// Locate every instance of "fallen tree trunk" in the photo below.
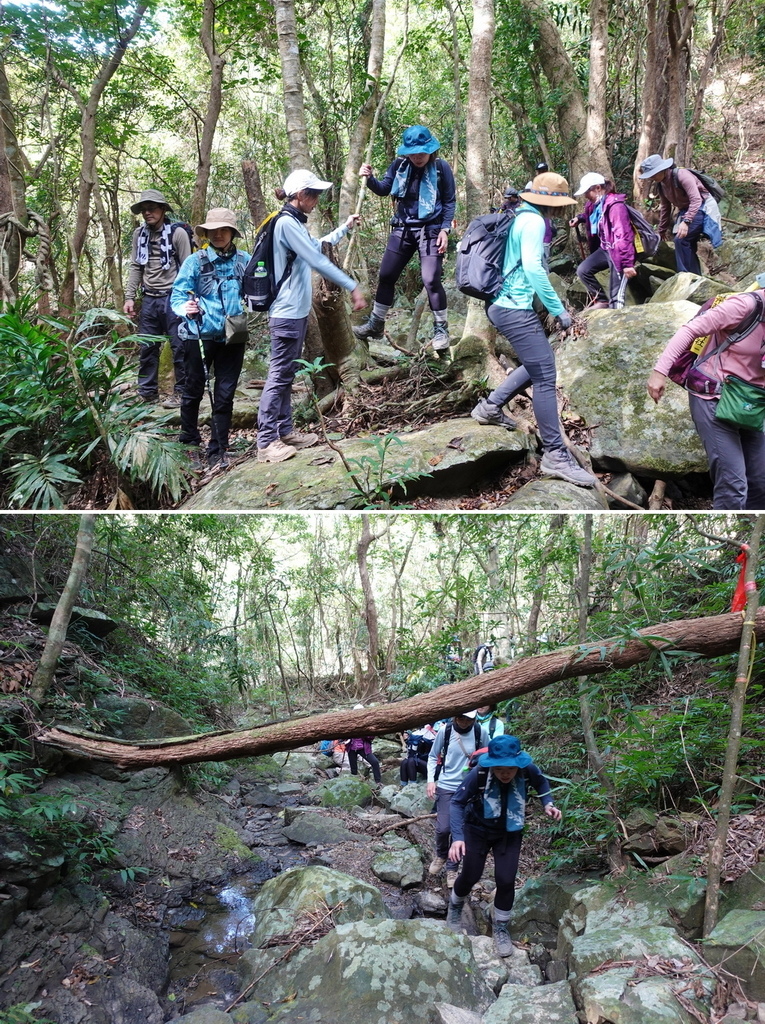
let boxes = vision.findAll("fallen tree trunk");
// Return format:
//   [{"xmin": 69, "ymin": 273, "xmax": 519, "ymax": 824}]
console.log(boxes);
[{"xmin": 35, "ymin": 609, "xmax": 765, "ymax": 769}]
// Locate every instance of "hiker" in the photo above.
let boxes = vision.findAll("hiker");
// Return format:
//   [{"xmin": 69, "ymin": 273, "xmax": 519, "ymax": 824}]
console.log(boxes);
[
  {"xmin": 427, "ymin": 711, "xmax": 490, "ymax": 887},
  {"xmin": 469, "ymin": 173, "xmax": 598, "ymax": 488},
  {"xmin": 446, "ymin": 734, "xmax": 561, "ymax": 957},
  {"xmin": 475, "ymin": 704, "xmax": 505, "ymax": 739},
  {"xmin": 473, "ymin": 642, "xmax": 495, "ymax": 675},
  {"xmin": 257, "ymin": 170, "xmax": 366, "ymax": 464},
  {"xmin": 647, "ymin": 279, "xmax": 765, "ymax": 510},
  {"xmin": 638, "ymin": 154, "xmax": 723, "ymax": 275},
  {"xmin": 534, "ymin": 163, "xmax": 557, "ymax": 266},
  {"xmin": 570, "ymin": 173, "xmax": 637, "ymax": 309},
  {"xmin": 344, "ymin": 704, "xmax": 382, "ymax": 783},
  {"xmin": 400, "ymin": 724, "xmax": 436, "ymax": 785},
  {"xmin": 124, "ymin": 189, "xmax": 191, "ymax": 407},
  {"xmin": 170, "ymin": 208, "xmax": 250, "ymax": 469},
  {"xmin": 353, "ymin": 125, "xmax": 456, "ymax": 355}
]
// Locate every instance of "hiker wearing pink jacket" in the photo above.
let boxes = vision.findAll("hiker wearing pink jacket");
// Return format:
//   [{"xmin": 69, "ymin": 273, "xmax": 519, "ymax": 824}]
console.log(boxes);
[{"xmin": 571, "ymin": 173, "xmax": 637, "ymax": 309}]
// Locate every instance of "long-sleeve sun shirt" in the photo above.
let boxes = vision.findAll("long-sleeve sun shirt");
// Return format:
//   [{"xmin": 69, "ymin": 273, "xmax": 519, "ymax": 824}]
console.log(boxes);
[
  {"xmin": 427, "ymin": 722, "xmax": 490, "ymax": 792},
  {"xmin": 170, "ymin": 247, "xmax": 250, "ymax": 340},
  {"xmin": 270, "ymin": 211, "xmax": 357, "ymax": 320},
  {"xmin": 492, "ymin": 204, "xmax": 565, "ymax": 316}
]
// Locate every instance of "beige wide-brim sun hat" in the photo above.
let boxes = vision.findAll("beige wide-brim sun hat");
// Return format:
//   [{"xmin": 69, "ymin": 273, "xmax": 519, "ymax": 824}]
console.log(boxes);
[
  {"xmin": 519, "ymin": 172, "xmax": 576, "ymax": 207},
  {"xmin": 195, "ymin": 208, "xmax": 241, "ymax": 238}
]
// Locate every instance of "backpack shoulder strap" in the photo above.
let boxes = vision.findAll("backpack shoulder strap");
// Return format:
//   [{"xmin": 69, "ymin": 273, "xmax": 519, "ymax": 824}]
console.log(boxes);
[
  {"xmin": 442, "ymin": 723, "xmax": 452, "ymax": 761},
  {"xmin": 474, "ymin": 722, "xmax": 481, "ymax": 746}
]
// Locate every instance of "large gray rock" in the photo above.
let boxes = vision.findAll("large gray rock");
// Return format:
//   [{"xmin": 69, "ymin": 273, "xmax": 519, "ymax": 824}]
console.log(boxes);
[
  {"xmin": 314, "ymin": 774, "xmax": 374, "ymax": 809},
  {"xmin": 577, "ymin": 966, "xmax": 712, "ymax": 1024},
  {"xmin": 649, "ymin": 272, "xmax": 730, "ymax": 305},
  {"xmin": 31, "ymin": 602, "xmax": 118, "ymax": 637},
  {"xmin": 168, "ymin": 1007, "xmax": 234, "ymax": 1023},
  {"xmin": 93, "ymin": 695, "xmax": 194, "ymax": 740},
  {"xmin": 248, "ymin": 866, "xmax": 389, "ymax": 948},
  {"xmin": 556, "ymin": 301, "xmax": 707, "ymax": 476},
  {"xmin": 282, "ymin": 811, "xmax": 370, "ymax": 846},
  {"xmin": 371, "ymin": 841, "xmax": 424, "ymax": 888},
  {"xmin": 704, "ymin": 910, "xmax": 765, "ymax": 1000},
  {"xmin": 714, "ymin": 233, "xmax": 765, "ymax": 281},
  {"xmin": 483, "ymin": 980, "xmax": 578, "ymax": 1024},
  {"xmin": 568, "ymin": 924, "xmax": 701, "ymax": 979},
  {"xmin": 180, "ymin": 418, "xmax": 532, "ymax": 510},
  {"xmin": 241, "ymin": 918, "xmax": 495, "ymax": 1024},
  {"xmin": 500, "ymin": 477, "xmax": 608, "ymax": 509},
  {"xmin": 512, "ymin": 876, "xmax": 597, "ymax": 947},
  {"xmin": 387, "ymin": 782, "xmax": 434, "ymax": 817}
]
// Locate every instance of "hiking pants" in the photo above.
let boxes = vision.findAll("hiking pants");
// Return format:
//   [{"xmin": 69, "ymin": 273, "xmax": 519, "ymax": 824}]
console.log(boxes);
[
  {"xmin": 576, "ymin": 249, "xmax": 609, "ymax": 303},
  {"xmin": 689, "ymin": 393, "xmax": 765, "ymax": 510},
  {"xmin": 400, "ymin": 754, "xmax": 428, "ymax": 783},
  {"xmin": 180, "ymin": 335, "xmax": 245, "ymax": 460},
  {"xmin": 453, "ymin": 826, "xmax": 524, "ymax": 913},
  {"xmin": 486, "ymin": 305, "xmax": 566, "ymax": 454},
  {"xmin": 434, "ymin": 787, "xmax": 462, "ymax": 869},
  {"xmin": 673, "ymin": 209, "xmax": 705, "ymax": 275},
  {"xmin": 258, "ymin": 316, "xmax": 308, "ymax": 448},
  {"xmin": 348, "ymin": 749, "xmax": 381, "ymax": 783},
  {"xmin": 137, "ymin": 293, "xmax": 186, "ymax": 398},
  {"xmin": 375, "ymin": 225, "xmax": 446, "ymax": 311}
]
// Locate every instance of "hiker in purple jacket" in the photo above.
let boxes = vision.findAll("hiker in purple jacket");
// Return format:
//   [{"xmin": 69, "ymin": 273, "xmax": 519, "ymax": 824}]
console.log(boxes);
[{"xmin": 571, "ymin": 173, "xmax": 637, "ymax": 309}]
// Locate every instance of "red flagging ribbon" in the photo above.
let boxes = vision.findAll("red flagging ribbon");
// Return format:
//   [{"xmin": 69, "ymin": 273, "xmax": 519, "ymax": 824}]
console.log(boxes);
[{"xmin": 731, "ymin": 547, "xmax": 749, "ymax": 612}]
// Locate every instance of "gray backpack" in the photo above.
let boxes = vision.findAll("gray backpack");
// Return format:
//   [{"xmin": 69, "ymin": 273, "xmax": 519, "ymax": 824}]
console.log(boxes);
[{"xmin": 455, "ymin": 210, "xmax": 518, "ymax": 301}]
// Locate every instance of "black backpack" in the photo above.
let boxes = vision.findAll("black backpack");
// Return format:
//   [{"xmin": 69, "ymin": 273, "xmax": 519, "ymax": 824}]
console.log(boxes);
[
  {"xmin": 171, "ymin": 222, "xmax": 198, "ymax": 266},
  {"xmin": 241, "ymin": 210, "xmax": 297, "ymax": 313},
  {"xmin": 673, "ymin": 167, "xmax": 725, "ymax": 203},
  {"xmin": 455, "ymin": 210, "xmax": 518, "ymax": 301},
  {"xmin": 433, "ymin": 721, "xmax": 482, "ymax": 780}
]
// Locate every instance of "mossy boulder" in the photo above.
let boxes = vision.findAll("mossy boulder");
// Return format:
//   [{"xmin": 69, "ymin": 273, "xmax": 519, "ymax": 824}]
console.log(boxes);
[
  {"xmin": 649, "ymin": 272, "xmax": 730, "ymax": 305},
  {"xmin": 713, "ymin": 233, "xmax": 765, "ymax": 281},
  {"xmin": 371, "ymin": 840, "xmax": 424, "ymax": 888},
  {"xmin": 556, "ymin": 301, "xmax": 707, "ymax": 475},
  {"xmin": 577, "ymin": 967, "xmax": 712, "ymax": 1024},
  {"xmin": 315, "ymin": 773, "xmax": 374, "ymax": 808},
  {"xmin": 704, "ymin": 909, "xmax": 765, "ymax": 1000},
  {"xmin": 93, "ymin": 695, "xmax": 194, "ymax": 740},
  {"xmin": 500, "ymin": 477, "xmax": 608, "ymax": 509},
  {"xmin": 483, "ymin": 980, "xmax": 578, "ymax": 1024}
]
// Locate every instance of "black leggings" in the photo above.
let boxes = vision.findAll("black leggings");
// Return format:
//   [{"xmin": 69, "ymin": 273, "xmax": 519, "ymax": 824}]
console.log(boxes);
[
  {"xmin": 453, "ymin": 825, "xmax": 524, "ymax": 912},
  {"xmin": 348, "ymin": 749, "xmax": 381, "ymax": 783},
  {"xmin": 400, "ymin": 754, "xmax": 428, "ymax": 783},
  {"xmin": 375, "ymin": 226, "xmax": 446, "ymax": 310}
]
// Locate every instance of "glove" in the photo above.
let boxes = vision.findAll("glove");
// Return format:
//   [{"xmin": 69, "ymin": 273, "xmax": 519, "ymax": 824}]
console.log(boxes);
[{"xmin": 556, "ymin": 311, "xmax": 572, "ymax": 330}]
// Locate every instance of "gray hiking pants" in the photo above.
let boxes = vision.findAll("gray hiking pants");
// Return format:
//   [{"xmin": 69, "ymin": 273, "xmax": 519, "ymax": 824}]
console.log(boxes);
[{"xmin": 689, "ymin": 393, "xmax": 765, "ymax": 510}]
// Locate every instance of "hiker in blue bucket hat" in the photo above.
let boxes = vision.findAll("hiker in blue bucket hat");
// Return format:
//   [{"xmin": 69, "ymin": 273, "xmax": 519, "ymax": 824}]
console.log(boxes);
[
  {"xmin": 353, "ymin": 125, "xmax": 456, "ymax": 356},
  {"xmin": 446, "ymin": 733, "xmax": 561, "ymax": 958}
]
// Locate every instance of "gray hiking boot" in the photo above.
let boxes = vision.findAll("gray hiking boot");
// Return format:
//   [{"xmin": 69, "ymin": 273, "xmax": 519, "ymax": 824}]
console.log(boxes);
[
  {"xmin": 446, "ymin": 898, "xmax": 465, "ymax": 933},
  {"xmin": 470, "ymin": 398, "xmax": 517, "ymax": 430},
  {"xmin": 540, "ymin": 447, "xmax": 597, "ymax": 488},
  {"xmin": 492, "ymin": 920, "xmax": 514, "ymax": 957},
  {"xmin": 352, "ymin": 314, "xmax": 386, "ymax": 340},
  {"xmin": 432, "ymin": 321, "xmax": 450, "ymax": 352}
]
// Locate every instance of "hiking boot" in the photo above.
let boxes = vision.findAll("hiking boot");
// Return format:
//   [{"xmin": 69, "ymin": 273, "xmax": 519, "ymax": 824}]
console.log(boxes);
[
  {"xmin": 428, "ymin": 856, "xmax": 446, "ymax": 876},
  {"xmin": 431, "ymin": 322, "xmax": 450, "ymax": 352},
  {"xmin": 208, "ymin": 452, "xmax": 230, "ymax": 470},
  {"xmin": 352, "ymin": 314, "xmax": 386, "ymax": 340},
  {"xmin": 470, "ymin": 398, "xmax": 517, "ymax": 430},
  {"xmin": 446, "ymin": 898, "xmax": 465, "ymax": 933},
  {"xmin": 280, "ymin": 430, "xmax": 319, "ymax": 449},
  {"xmin": 540, "ymin": 447, "xmax": 597, "ymax": 488},
  {"xmin": 162, "ymin": 394, "xmax": 183, "ymax": 409},
  {"xmin": 257, "ymin": 440, "xmax": 297, "ymax": 463},
  {"xmin": 588, "ymin": 299, "xmax": 609, "ymax": 309},
  {"xmin": 492, "ymin": 920, "xmax": 514, "ymax": 958},
  {"xmin": 139, "ymin": 392, "xmax": 160, "ymax": 404},
  {"xmin": 446, "ymin": 869, "xmax": 458, "ymax": 888},
  {"xmin": 185, "ymin": 446, "xmax": 203, "ymax": 471}
]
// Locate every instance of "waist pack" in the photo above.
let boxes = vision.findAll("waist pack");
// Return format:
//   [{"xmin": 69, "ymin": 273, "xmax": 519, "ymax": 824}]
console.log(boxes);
[
  {"xmin": 455, "ymin": 210, "xmax": 517, "ymax": 301},
  {"xmin": 224, "ymin": 312, "xmax": 249, "ymax": 345},
  {"xmin": 715, "ymin": 375, "xmax": 765, "ymax": 431}
]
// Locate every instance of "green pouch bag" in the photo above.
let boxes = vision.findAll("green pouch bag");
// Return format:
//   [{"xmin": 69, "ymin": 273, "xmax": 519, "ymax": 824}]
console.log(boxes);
[{"xmin": 715, "ymin": 374, "xmax": 765, "ymax": 431}]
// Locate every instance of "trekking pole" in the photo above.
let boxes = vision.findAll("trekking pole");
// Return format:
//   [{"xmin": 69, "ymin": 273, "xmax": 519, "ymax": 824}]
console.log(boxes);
[
  {"xmin": 574, "ymin": 222, "xmax": 586, "ymax": 261},
  {"xmin": 187, "ymin": 291, "xmax": 221, "ymax": 455}
]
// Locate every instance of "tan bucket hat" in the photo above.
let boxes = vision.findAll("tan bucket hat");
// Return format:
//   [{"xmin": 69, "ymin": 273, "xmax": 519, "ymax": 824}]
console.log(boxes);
[
  {"xmin": 195, "ymin": 207, "xmax": 241, "ymax": 238},
  {"xmin": 130, "ymin": 188, "xmax": 173, "ymax": 214},
  {"xmin": 519, "ymin": 172, "xmax": 576, "ymax": 207}
]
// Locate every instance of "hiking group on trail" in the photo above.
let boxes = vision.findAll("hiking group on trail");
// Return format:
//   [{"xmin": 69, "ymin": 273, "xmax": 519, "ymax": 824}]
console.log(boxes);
[{"xmin": 123, "ymin": 128, "xmax": 765, "ymax": 508}]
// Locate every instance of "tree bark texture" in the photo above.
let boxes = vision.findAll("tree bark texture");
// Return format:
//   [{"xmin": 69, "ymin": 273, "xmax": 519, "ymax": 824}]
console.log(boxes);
[
  {"xmin": 35, "ymin": 608, "xmax": 765, "ymax": 768},
  {"xmin": 275, "ymin": 0, "xmax": 312, "ymax": 170},
  {"xmin": 464, "ymin": 0, "xmax": 495, "ymax": 220},
  {"xmin": 191, "ymin": 0, "xmax": 226, "ymax": 229},
  {"xmin": 702, "ymin": 516, "xmax": 765, "ymax": 936},
  {"xmin": 356, "ymin": 514, "xmax": 384, "ymax": 698},
  {"xmin": 585, "ymin": 0, "xmax": 613, "ymax": 178},
  {"xmin": 0, "ymin": 56, "xmax": 28, "ymax": 291},
  {"xmin": 241, "ymin": 158, "xmax": 269, "ymax": 229},
  {"xmin": 58, "ymin": 4, "xmax": 147, "ymax": 313},
  {"xmin": 29, "ymin": 515, "xmax": 97, "ymax": 702},
  {"xmin": 312, "ymin": 245, "xmax": 364, "ymax": 388}
]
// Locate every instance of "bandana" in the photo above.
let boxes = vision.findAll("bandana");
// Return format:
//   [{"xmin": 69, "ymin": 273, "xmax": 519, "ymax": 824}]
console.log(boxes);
[
  {"xmin": 482, "ymin": 770, "xmax": 526, "ymax": 832},
  {"xmin": 136, "ymin": 221, "xmax": 174, "ymax": 269},
  {"xmin": 391, "ymin": 159, "xmax": 438, "ymax": 220}
]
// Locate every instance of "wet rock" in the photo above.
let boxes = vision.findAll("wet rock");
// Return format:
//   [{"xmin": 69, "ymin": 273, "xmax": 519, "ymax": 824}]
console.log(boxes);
[
  {"xmin": 483, "ymin": 980, "xmax": 578, "ymax": 1024},
  {"xmin": 556, "ymin": 301, "xmax": 707, "ymax": 476},
  {"xmin": 180, "ymin": 418, "xmax": 533, "ymax": 511},
  {"xmin": 243, "ymin": 785, "xmax": 281, "ymax": 807}
]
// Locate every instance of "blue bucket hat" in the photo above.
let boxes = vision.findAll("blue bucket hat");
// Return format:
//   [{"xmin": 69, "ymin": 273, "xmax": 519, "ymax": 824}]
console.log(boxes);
[
  {"xmin": 397, "ymin": 125, "xmax": 440, "ymax": 156},
  {"xmin": 478, "ymin": 734, "xmax": 533, "ymax": 769}
]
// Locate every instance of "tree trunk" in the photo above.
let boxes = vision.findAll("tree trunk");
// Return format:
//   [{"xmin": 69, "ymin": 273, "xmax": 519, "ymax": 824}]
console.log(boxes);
[
  {"xmin": 92, "ymin": 180, "xmax": 124, "ymax": 308},
  {"xmin": 356, "ymin": 514, "xmax": 386, "ymax": 699},
  {"xmin": 29, "ymin": 515, "xmax": 97, "ymax": 702},
  {"xmin": 190, "ymin": 0, "xmax": 226, "ymax": 228},
  {"xmin": 58, "ymin": 4, "xmax": 148, "ymax": 313},
  {"xmin": 312, "ymin": 248, "xmax": 365, "ymax": 388},
  {"xmin": 585, "ymin": 0, "xmax": 612, "ymax": 176},
  {"xmin": 36, "ymin": 608, "xmax": 765, "ymax": 767},
  {"xmin": 242, "ymin": 158, "xmax": 269, "ymax": 229},
  {"xmin": 702, "ymin": 516, "xmax": 765, "ymax": 936},
  {"xmin": 525, "ymin": 515, "xmax": 564, "ymax": 651},
  {"xmin": 0, "ymin": 56, "xmax": 28, "ymax": 293},
  {"xmin": 685, "ymin": 0, "xmax": 733, "ymax": 163},
  {"xmin": 275, "ymin": 0, "xmax": 312, "ymax": 170},
  {"xmin": 664, "ymin": 0, "xmax": 693, "ymax": 162}
]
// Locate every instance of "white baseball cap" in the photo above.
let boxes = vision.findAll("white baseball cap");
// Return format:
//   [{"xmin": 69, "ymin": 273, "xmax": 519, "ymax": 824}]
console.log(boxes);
[
  {"xmin": 574, "ymin": 172, "xmax": 606, "ymax": 196},
  {"xmin": 282, "ymin": 170, "xmax": 333, "ymax": 197}
]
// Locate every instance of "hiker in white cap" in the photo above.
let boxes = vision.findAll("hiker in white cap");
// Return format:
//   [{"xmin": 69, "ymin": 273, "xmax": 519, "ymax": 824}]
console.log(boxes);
[
  {"xmin": 256, "ymin": 170, "xmax": 366, "ymax": 464},
  {"xmin": 124, "ymin": 188, "xmax": 191, "ymax": 407},
  {"xmin": 170, "ymin": 208, "xmax": 250, "ymax": 469},
  {"xmin": 570, "ymin": 172, "xmax": 637, "ymax": 309}
]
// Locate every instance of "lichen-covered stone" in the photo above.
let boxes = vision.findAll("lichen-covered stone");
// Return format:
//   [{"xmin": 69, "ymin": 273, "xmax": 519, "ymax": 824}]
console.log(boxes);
[
  {"xmin": 577, "ymin": 967, "xmax": 712, "ymax": 1024},
  {"xmin": 314, "ymin": 774, "xmax": 374, "ymax": 809},
  {"xmin": 483, "ymin": 980, "xmax": 578, "ymax": 1024},
  {"xmin": 649, "ymin": 272, "xmax": 730, "ymax": 305},
  {"xmin": 704, "ymin": 910, "xmax": 765, "ymax": 1000},
  {"xmin": 282, "ymin": 811, "xmax": 371, "ymax": 847},
  {"xmin": 556, "ymin": 301, "xmax": 707, "ymax": 475},
  {"xmin": 371, "ymin": 843, "xmax": 424, "ymax": 888},
  {"xmin": 388, "ymin": 782, "xmax": 434, "ymax": 817},
  {"xmin": 568, "ymin": 924, "xmax": 701, "ymax": 979},
  {"xmin": 714, "ymin": 234, "xmax": 765, "ymax": 281},
  {"xmin": 500, "ymin": 478, "xmax": 608, "ymax": 510}
]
